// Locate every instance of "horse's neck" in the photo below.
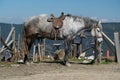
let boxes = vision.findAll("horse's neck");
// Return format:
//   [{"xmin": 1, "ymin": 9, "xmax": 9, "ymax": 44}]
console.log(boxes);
[{"xmin": 61, "ymin": 17, "xmax": 85, "ymax": 36}]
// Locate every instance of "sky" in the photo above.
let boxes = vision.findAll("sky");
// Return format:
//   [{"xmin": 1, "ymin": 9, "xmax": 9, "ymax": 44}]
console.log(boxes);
[{"xmin": 0, "ymin": 0, "xmax": 120, "ymax": 24}]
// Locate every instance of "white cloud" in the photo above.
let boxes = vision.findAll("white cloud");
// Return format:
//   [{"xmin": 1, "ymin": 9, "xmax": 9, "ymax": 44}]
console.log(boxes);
[
  {"xmin": 111, "ymin": 19, "xmax": 120, "ymax": 22},
  {"xmin": 101, "ymin": 18, "xmax": 120, "ymax": 22},
  {"xmin": 90, "ymin": 17, "xmax": 109, "ymax": 22},
  {"xmin": 100, "ymin": 19, "xmax": 109, "ymax": 22},
  {"xmin": 90, "ymin": 17, "xmax": 98, "ymax": 20},
  {"xmin": 0, "ymin": 16, "xmax": 25, "ymax": 24},
  {"xmin": 90, "ymin": 16, "xmax": 120, "ymax": 22},
  {"xmin": 6, "ymin": 17, "xmax": 13, "ymax": 20}
]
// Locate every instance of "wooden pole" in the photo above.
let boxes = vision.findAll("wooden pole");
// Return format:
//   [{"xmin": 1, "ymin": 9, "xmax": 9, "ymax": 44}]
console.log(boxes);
[
  {"xmin": 0, "ymin": 26, "xmax": 1, "ymax": 48},
  {"xmin": 94, "ymin": 37, "xmax": 101, "ymax": 63},
  {"xmin": 80, "ymin": 38, "xmax": 83, "ymax": 55},
  {"xmin": 35, "ymin": 51, "xmax": 38, "ymax": 62},
  {"xmin": 76, "ymin": 43, "xmax": 80, "ymax": 58},
  {"xmin": 33, "ymin": 45, "xmax": 36, "ymax": 62},
  {"xmin": 5, "ymin": 27, "xmax": 15, "ymax": 45},
  {"xmin": 18, "ymin": 34, "xmax": 20, "ymax": 49},
  {"xmin": 114, "ymin": 32, "xmax": 120, "ymax": 63},
  {"xmin": 2, "ymin": 27, "xmax": 15, "ymax": 49},
  {"xmin": 106, "ymin": 49, "xmax": 109, "ymax": 60},
  {"xmin": 12, "ymin": 28, "xmax": 15, "ymax": 50},
  {"xmin": 38, "ymin": 43, "xmax": 41, "ymax": 61},
  {"xmin": 99, "ymin": 43, "xmax": 102, "ymax": 63},
  {"xmin": 43, "ymin": 39, "xmax": 45, "ymax": 59},
  {"xmin": 71, "ymin": 44, "xmax": 76, "ymax": 58},
  {"xmin": 0, "ymin": 40, "xmax": 13, "ymax": 53},
  {"xmin": 102, "ymin": 32, "xmax": 115, "ymax": 46}
]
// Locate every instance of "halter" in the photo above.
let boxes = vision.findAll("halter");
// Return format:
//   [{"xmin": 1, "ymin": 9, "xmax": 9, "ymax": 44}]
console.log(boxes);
[
  {"xmin": 91, "ymin": 26, "xmax": 102, "ymax": 38},
  {"xmin": 50, "ymin": 28, "xmax": 61, "ymax": 40}
]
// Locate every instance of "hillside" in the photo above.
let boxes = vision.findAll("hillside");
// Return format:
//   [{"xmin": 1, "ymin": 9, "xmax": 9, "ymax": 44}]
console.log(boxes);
[{"xmin": 102, "ymin": 22, "xmax": 120, "ymax": 39}]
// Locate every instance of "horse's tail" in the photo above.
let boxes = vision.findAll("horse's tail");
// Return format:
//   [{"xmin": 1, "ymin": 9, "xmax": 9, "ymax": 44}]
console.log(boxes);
[{"xmin": 22, "ymin": 23, "xmax": 29, "ymax": 56}]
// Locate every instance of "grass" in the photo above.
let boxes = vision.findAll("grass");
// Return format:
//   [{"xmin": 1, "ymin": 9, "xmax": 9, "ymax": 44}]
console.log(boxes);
[
  {"xmin": 69, "ymin": 57, "xmax": 84, "ymax": 63},
  {"xmin": 101, "ymin": 61, "xmax": 109, "ymax": 64},
  {"xmin": 101, "ymin": 59, "xmax": 114, "ymax": 64},
  {"xmin": 0, "ymin": 57, "xmax": 115, "ymax": 67},
  {"xmin": 0, "ymin": 61, "xmax": 17, "ymax": 67}
]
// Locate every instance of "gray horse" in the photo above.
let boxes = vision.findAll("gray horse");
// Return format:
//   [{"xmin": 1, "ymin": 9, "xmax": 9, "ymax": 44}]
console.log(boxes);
[{"xmin": 23, "ymin": 12, "xmax": 103, "ymax": 66}]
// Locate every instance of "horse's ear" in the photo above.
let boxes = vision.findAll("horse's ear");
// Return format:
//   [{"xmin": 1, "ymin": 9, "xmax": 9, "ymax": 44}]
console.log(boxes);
[
  {"xmin": 47, "ymin": 14, "xmax": 55, "ymax": 22},
  {"xmin": 98, "ymin": 21, "xmax": 102, "ymax": 29},
  {"xmin": 59, "ymin": 12, "xmax": 65, "ymax": 20},
  {"xmin": 51, "ymin": 14, "xmax": 55, "ymax": 18}
]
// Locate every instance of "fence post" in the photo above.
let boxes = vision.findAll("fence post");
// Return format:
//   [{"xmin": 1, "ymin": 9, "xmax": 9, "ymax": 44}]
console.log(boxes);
[
  {"xmin": 80, "ymin": 38, "xmax": 83, "ymax": 56},
  {"xmin": 99, "ymin": 43, "xmax": 102, "ymax": 63},
  {"xmin": 106, "ymin": 49, "xmax": 109, "ymax": 60},
  {"xmin": 0, "ymin": 26, "xmax": 1, "ymax": 48},
  {"xmin": 38, "ymin": 43, "xmax": 41, "ymax": 61},
  {"xmin": 18, "ymin": 34, "xmax": 20, "ymax": 49},
  {"xmin": 33, "ymin": 45, "xmax": 36, "ymax": 62},
  {"xmin": 43, "ymin": 39, "xmax": 46, "ymax": 59},
  {"xmin": 114, "ymin": 32, "xmax": 120, "ymax": 63}
]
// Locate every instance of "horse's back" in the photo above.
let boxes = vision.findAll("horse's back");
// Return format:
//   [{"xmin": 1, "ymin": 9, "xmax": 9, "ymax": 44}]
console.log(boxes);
[{"xmin": 24, "ymin": 14, "xmax": 52, "ymax": 33}]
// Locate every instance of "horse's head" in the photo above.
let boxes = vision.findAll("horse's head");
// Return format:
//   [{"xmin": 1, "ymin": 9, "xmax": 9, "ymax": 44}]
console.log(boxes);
[
  {"xmin": 91, "ymin": 21, "xmax": 103, "ymax": 43},
  {"xmin": 47, "ymin": 12, "xmax": 65, "ymax": 30}
]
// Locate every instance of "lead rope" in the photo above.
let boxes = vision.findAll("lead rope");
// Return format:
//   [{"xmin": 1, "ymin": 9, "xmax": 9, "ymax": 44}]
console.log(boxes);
[{"xmin": 55, "ymin": 30, "xmax": 57, "ymax": 40}]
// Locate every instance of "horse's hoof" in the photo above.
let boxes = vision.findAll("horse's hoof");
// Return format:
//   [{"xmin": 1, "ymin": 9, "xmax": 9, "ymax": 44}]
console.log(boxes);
[
  {"xmin": 65, "ymin": 62, "xmax": 71, "ymax": 67},
  {"xmin": 26, "ymin": 62, "xmax": 30, "ymax": 65},
  {"xmin": 90, "ymin": 60, "xmax": 95, "ymax": 64}
]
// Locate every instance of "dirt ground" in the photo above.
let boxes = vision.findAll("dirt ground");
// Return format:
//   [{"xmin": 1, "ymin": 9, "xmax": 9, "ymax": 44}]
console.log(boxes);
[{"xmin": 0, "ymin": 61, "xmax": 120, "ymax": 80}]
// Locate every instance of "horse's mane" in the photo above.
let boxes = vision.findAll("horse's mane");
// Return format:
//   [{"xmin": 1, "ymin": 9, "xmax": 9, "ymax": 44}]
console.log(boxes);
[{"xmin": 66, "ymin": 14, "xmax": 99, "ymax": 28}]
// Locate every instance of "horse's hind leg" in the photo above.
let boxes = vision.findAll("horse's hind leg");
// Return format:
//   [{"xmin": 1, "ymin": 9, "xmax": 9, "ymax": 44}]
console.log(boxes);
[
  {"xmin": 23, "ymin": 37, "xmax": 33, "ymax": 63},
  {"xmin": 24, "ymin": 54, "xmax": 28, "ymax": 63}
]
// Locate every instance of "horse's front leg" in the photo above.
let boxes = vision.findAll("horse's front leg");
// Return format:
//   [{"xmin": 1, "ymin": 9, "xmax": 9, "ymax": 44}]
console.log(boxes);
[
  {"xmin": 63, "ymin": 39, "xmax": 72, "ymax": 66},
  {"xmin": 92, "ymin": 39, "xmax": 102, "ymax": 64}
]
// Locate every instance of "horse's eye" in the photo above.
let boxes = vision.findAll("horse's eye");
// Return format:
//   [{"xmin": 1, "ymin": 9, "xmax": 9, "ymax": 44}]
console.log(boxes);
[
  {"xmin": 51, "ymin": 18, "xmax": 53, "ymax": 19},
  {"xmin": 96, "ymin": 28, "xmax": 100, "ymax": 32},
  {"xmin": 97, "ymin": 29, "xmax": 100, "ymax": 32}
]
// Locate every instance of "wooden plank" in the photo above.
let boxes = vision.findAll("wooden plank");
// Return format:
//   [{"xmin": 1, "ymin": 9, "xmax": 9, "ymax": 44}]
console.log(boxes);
[
  {"xmin": 1, "ymin": 27, "xmax": 15, "ymax": 49},
  {"xmin": 102, "ymin": 32, "xmax": 115, "ymax": 46},
  {"xmin": 0, "ymin": 38, "xmax": 13, "ymax": 53},
  {"xmin": 5, "ymin": 27, "xmax": 15, "ymax": 44},
  {"xmin": 114, "ymin": 32, "xmax": 120, "ymax": 62}
]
